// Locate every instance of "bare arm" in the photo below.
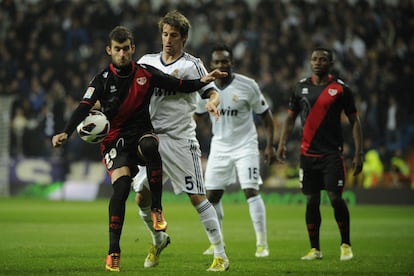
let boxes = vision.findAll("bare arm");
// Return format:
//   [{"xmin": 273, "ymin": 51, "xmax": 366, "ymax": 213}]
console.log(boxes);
[
  {"xmin": 205, "ymin": 89, "xmax": 220, "ymax": 119},
  {"xmin": 260, "ymin": 109, "xmax": 276, "ymax": 164},
  {"xmin": 348, "ymin": 113, "xmax": 364, "ymax": 176},
  {"xmin": 276, "ymin": 111, "xmax": 297, "ymax": 163}
]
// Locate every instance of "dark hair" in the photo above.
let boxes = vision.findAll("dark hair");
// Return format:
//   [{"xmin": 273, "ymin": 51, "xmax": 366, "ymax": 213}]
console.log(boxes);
[
  {"xmin": 108, "ymin": 26, "xmax": 134, "ymax": 46},
  {"xmin": 158, "ymin": 10, "xmax": 191, "ymax": 39},
  {"xmin": 312, "ymin": 47, "xmax": 334, "ymax": 62},
  {"xmin": 210, "ymin": 43, "xmax": 233, "ymax": 61}
]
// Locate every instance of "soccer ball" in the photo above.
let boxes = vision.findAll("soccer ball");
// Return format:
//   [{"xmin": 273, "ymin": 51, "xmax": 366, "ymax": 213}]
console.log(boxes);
[{"xmin": 76, "ymin": 110, "xmax": 110, "ymax": 144}]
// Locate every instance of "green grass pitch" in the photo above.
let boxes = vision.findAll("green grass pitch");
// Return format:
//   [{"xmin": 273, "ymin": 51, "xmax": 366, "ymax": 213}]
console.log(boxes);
[{"xmin": 0, "ymin": 195, "xmax": 413, "ymax": 275}]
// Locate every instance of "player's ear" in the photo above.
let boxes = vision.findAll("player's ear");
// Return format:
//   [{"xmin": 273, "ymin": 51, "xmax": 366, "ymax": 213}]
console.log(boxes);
[{"xmin": 106, "ymin": 46, "xmax": 111, "ymax": 56}]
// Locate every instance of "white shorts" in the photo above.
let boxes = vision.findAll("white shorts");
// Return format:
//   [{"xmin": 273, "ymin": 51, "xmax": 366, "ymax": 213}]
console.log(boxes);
[
  {"xmin": 204, "ymin": 143, "xmax": 263, "ymax": 190},
  {"xmin": 133, "ymin": 134, "xmax": 206, "ymax": 195}
]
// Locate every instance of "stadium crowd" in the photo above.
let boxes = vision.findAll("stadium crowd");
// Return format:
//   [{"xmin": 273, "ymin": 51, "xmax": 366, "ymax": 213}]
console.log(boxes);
[{"xmin": 1, "ymin": 0, "xmax": 413, "ymax": 188}]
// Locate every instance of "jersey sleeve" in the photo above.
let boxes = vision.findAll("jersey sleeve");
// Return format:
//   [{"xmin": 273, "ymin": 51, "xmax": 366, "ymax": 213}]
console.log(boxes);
[
  {"xmin": 195, "ymin": 93, "xmax": 208, "ymax": 114},
  {"xmin": 250, "ymin": 79, "xmax": 270, "ymax": 115},
  {"xmin": 141, "ymin": 63, "xmax": 205, "ymax": 92},
  {"xmin": 342, "ymin": 84, "xmax": 357, "ymax": 116},
  {"xmin": 62, "ymin": 74, "xmax": 103, "ymax": 135},
  {"xmin": 288, "ymin": 82, "xmax": 301, "ymax": 114}
]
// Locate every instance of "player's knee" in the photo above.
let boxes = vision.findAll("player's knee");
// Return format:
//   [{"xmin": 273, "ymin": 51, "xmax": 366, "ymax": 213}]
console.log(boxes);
[
  {"xmin": 243, "ymin": 188, "xmax": 258, "ymax": 199},
  {"xmin": 206, "ymin": 190, "xmax": 223, "ymax": 203},
  {"xmin": 137, "ymin": 135, "xmax": 160, "ymax": 164}
]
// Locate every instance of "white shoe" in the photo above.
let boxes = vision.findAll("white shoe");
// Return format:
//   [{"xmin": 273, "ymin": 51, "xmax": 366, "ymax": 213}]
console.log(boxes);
[
  {"xmin": 340, "ymin": 243, "xmax": 353, "ymax": 261},
  {"xmin": 203, "ymin": 244, "xmax": 214, "ymax": 255},
  {"xmin": 144, "ymin": 232, "xmax": 170, "ymax": 268},
  {"xmin": 301, "ymin": 248, "xmax": 323, "ymax": 260},
  {"xmin": 255, "ymin": 245, "xmax": 269, "ymax": 257},
  {"xmin": 206, "ymin": 256, "xmax": 229, "ymax": 272}
]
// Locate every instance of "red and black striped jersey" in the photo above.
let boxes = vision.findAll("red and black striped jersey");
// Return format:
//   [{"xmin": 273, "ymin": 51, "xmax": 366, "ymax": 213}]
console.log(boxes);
[{"xmin": 288, "ymin": 75, "xmax": 357, "ymax": 156}]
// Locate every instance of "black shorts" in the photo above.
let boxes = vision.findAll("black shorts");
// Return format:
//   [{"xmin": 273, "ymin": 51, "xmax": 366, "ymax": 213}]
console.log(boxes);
[
  {"xmin": 300, "ymin": 153, "xmax": 346, "ymax": 195},
  {"xmin": 101, "ymin": 134, "xmax": 150, "ymax": 178}
]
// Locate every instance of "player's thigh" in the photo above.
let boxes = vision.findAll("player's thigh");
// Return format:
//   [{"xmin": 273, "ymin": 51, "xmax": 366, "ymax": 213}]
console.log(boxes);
[
  {"xmin": 300, "ymin": 155, "xmax": 324, "ymax": 195},
  {"xmin": 159, "ymin": 136, "xmax": 205, "ymax": 194},
  {"xmin": 204, "ymin": 150, "xmax": 236, "ymax": 190},
  {"xmin": 323, "ymin": 153, "xmax": 346, "ymax": 192},
  {"xmin": 235, "ymin": 153, "xmax": 261, "ymax": 190}
]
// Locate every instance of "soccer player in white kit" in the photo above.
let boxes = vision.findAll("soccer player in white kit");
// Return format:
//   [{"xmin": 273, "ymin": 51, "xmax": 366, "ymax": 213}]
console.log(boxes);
[
  {"xmin": 195, "ymin": 44, "xmax": 275, "ymax": 258},
  {"xmin": 132, "ymin": 10, "xmax": 229, "ymax": 272}
]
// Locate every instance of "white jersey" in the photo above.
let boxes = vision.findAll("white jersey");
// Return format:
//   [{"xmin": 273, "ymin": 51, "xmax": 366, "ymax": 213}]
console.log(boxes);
[
  {"xmin": 138, "ymin": 52, "xmax": 213, "ymax": 140},
  {"xmin": 133, "ymin": 52, "xmax": 212, "ymax": 195},
  {"xmin": 196, "ymin": 73, "xmax": 269, "ymax": 189},
  {"xmin": 196, "ymin": 73, "xmax": 269, "ymax": 152}
]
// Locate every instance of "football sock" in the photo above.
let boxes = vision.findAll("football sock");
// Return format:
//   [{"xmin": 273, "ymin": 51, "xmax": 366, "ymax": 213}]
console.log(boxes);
[
  {"xmin": 196, "ymin": 199, "xmax": 226, "ymax": 258},
  {"xmin": 146, "ymin": 165, "xmax": 163, "ymax": 210},
  {"xmin": 332, "ymin": 198, "xmax": 351, "ymax": 245},
  {"xmin": 108, "ymin": 175, "xmax": 132, "ymax": 254},
  {"xmin": 139, "ymin": 206, "xmax": 164, "ymax": 245},
  {"xmin": 139, "ymin": 135, "xmax": 163, "ymax": 210},
  {"xmin": 247, "ymin": 195, "xmax": 268, "ymax": 246},
  {"xmin": 212, "ymin": 201, "xmax": 224, "ymax": 232},
  {"xmin": 306, "ymin": 198, "xmax": 321, "ymax": 250}
]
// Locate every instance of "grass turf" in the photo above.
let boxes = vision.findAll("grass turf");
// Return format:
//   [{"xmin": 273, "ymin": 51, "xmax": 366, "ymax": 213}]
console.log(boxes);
[{"xmin": 0, "ymin": 196, "xmax": 413, "ymax": 275}]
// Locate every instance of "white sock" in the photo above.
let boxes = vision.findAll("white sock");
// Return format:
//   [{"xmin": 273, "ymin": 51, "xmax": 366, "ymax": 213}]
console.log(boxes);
[
  {"xmin": 247, "ymin": 195, "xmax": 268, "ymax": 247},
  {"xmin": 212, "ymin": 201, "xmax": 224, "ymax": 240},
  {"xmin": 139, "ymin": 206, "xmax": 163, "ymax": 245},
  {"xmin": 196, "ymin": 199, "xmax": 227, "ymax": 258}
]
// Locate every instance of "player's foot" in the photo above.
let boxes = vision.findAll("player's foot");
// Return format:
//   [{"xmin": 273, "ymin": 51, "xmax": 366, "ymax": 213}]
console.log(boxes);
[
  {"xmin": 340, "ymin": 243, "xmax": 353, "ymax": 261},
  {"xmin": 301, "ymin": 248, "xmax": 323, "ymax": 260},
  {"xmin": 203, "ymin": 244, "xmax": 214, "ymax": 255},
  {"xmin": 105, "ymin": 253, "xmax": 120, "ymax": 272},
  {"xmin": 144, "ymin": 232, "xmax": 171, "ymax": 268},
  {"xmin": 206, "ymin": 256, "xmax": 229, "ymax": 272},
  {"xmin": 151, "ymin": 208, "xmax": 168, "ymax": 231},
  {"xmin": 255, "ymin": 245, "xmax": 269, "ymax": 257}
]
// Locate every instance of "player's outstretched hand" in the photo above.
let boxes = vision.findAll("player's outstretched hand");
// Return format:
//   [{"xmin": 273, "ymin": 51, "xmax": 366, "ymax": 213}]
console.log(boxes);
[
  {"xmin": 52, "ymin": 132, "xmax": 68, "ymax": 148},
  {"xmin": 201, "ymin": 69, "xmax": 228, "ymax": 83}
]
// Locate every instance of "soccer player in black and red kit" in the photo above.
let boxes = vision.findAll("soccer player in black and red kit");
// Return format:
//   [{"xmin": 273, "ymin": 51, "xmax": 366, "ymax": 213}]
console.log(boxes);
[
  {"xmin": 276, "ymin": 47, "xmax": 363, "ymax": 261},
  {"xmin": 51, "ymin": 26, "xmax": 225, "ymax": 272}
]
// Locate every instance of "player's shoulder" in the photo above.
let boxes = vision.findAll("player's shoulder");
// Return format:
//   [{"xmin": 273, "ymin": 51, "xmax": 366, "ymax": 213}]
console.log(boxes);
[
  {"xmin": 298, "ymin": 77, "xmax": 311, "ymax": 84},
  {"xmin": 233, "ymin": 73, "xmax": 259, "ymax": 88},
  {"xmin": 138, "ymin": 52, "xmax": 161, "ymax": 64},
  {"xmin": 180, "ymin": 52, "xmax": 205, "ymax": 67}
]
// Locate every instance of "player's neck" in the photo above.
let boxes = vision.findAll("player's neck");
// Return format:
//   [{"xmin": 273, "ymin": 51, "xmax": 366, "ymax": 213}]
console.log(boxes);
[
  {"xmin": 312, "ymin": 74, "xmax": 330, "ymax": 86},
  {"xmin": 162, "ymin": 51, "xmax": 182, "ymax": 64}
]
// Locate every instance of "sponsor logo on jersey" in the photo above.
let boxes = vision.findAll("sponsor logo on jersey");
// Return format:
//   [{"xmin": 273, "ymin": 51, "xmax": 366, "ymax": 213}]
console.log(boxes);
[
  {"xmin": 301, "ymin": 88, "xmax": 309, "ymax": 94},
  {"xmin": 136, "ymin": 77, "xmax": 147, "ymax": 85},
  {"xmin": 328, "ymin": 88, "xmax": 338, "ymax": 96},
  {"xmin": 83, "ymin": 87, "xmax": 95, "ymax": 99},
  {"xmin": 110, "ymin": 85, "xmax": 117, "ymax": 93},
  {"xmin": 338, "ymin": 179, "xmax": 344, "ymax": 187},
  {"xmin": 220, "ymin": 106, "xmax": 238, "ymax": 116}
]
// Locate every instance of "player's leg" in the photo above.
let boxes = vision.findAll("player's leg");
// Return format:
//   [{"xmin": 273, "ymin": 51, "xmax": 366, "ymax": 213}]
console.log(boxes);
[
  {"xmin": 203, "ymin": 190, "xmax": 225, "ymax": 255},
  {"xmin": 106, "ymin": 167, "xmax": 133, "ymax": 271},
  {"xmin": 161, "ymin": 137, "xmax": 228, "ymax": 271},
  {"xmin": 300, "ymin": 155, "xmax": 323, "ymax": 260},
  {"xmin": 137, "ymin": 133, "xmax": 167, "ymax": 231},
  {"xmin": 237, "ymin": 153, "xmax": 269, "ymax": 257},
  {"xmin": 325, "ymin": 154, "xmax": 353, "ymax": 260}
]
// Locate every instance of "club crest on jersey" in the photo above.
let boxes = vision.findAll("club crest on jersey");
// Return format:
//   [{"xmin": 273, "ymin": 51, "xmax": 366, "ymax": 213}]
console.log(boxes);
[
  {"xmin": 301, "ymin": 88, "xmax": 309, "ymax": 94},
  {"xmin": 232, "ymin": 94, "xmax": 239, "ymax": 102},
  {"xmin": 171, "ymin": 69, "xmax": 179, "ymax": 78},
  {"xmin": 136, "ymin": 77, "xmax": 147, "ymax": 85},
  {"xmin": 328, "ymin": 88, "xmax": 338, "ymax": 96}
]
